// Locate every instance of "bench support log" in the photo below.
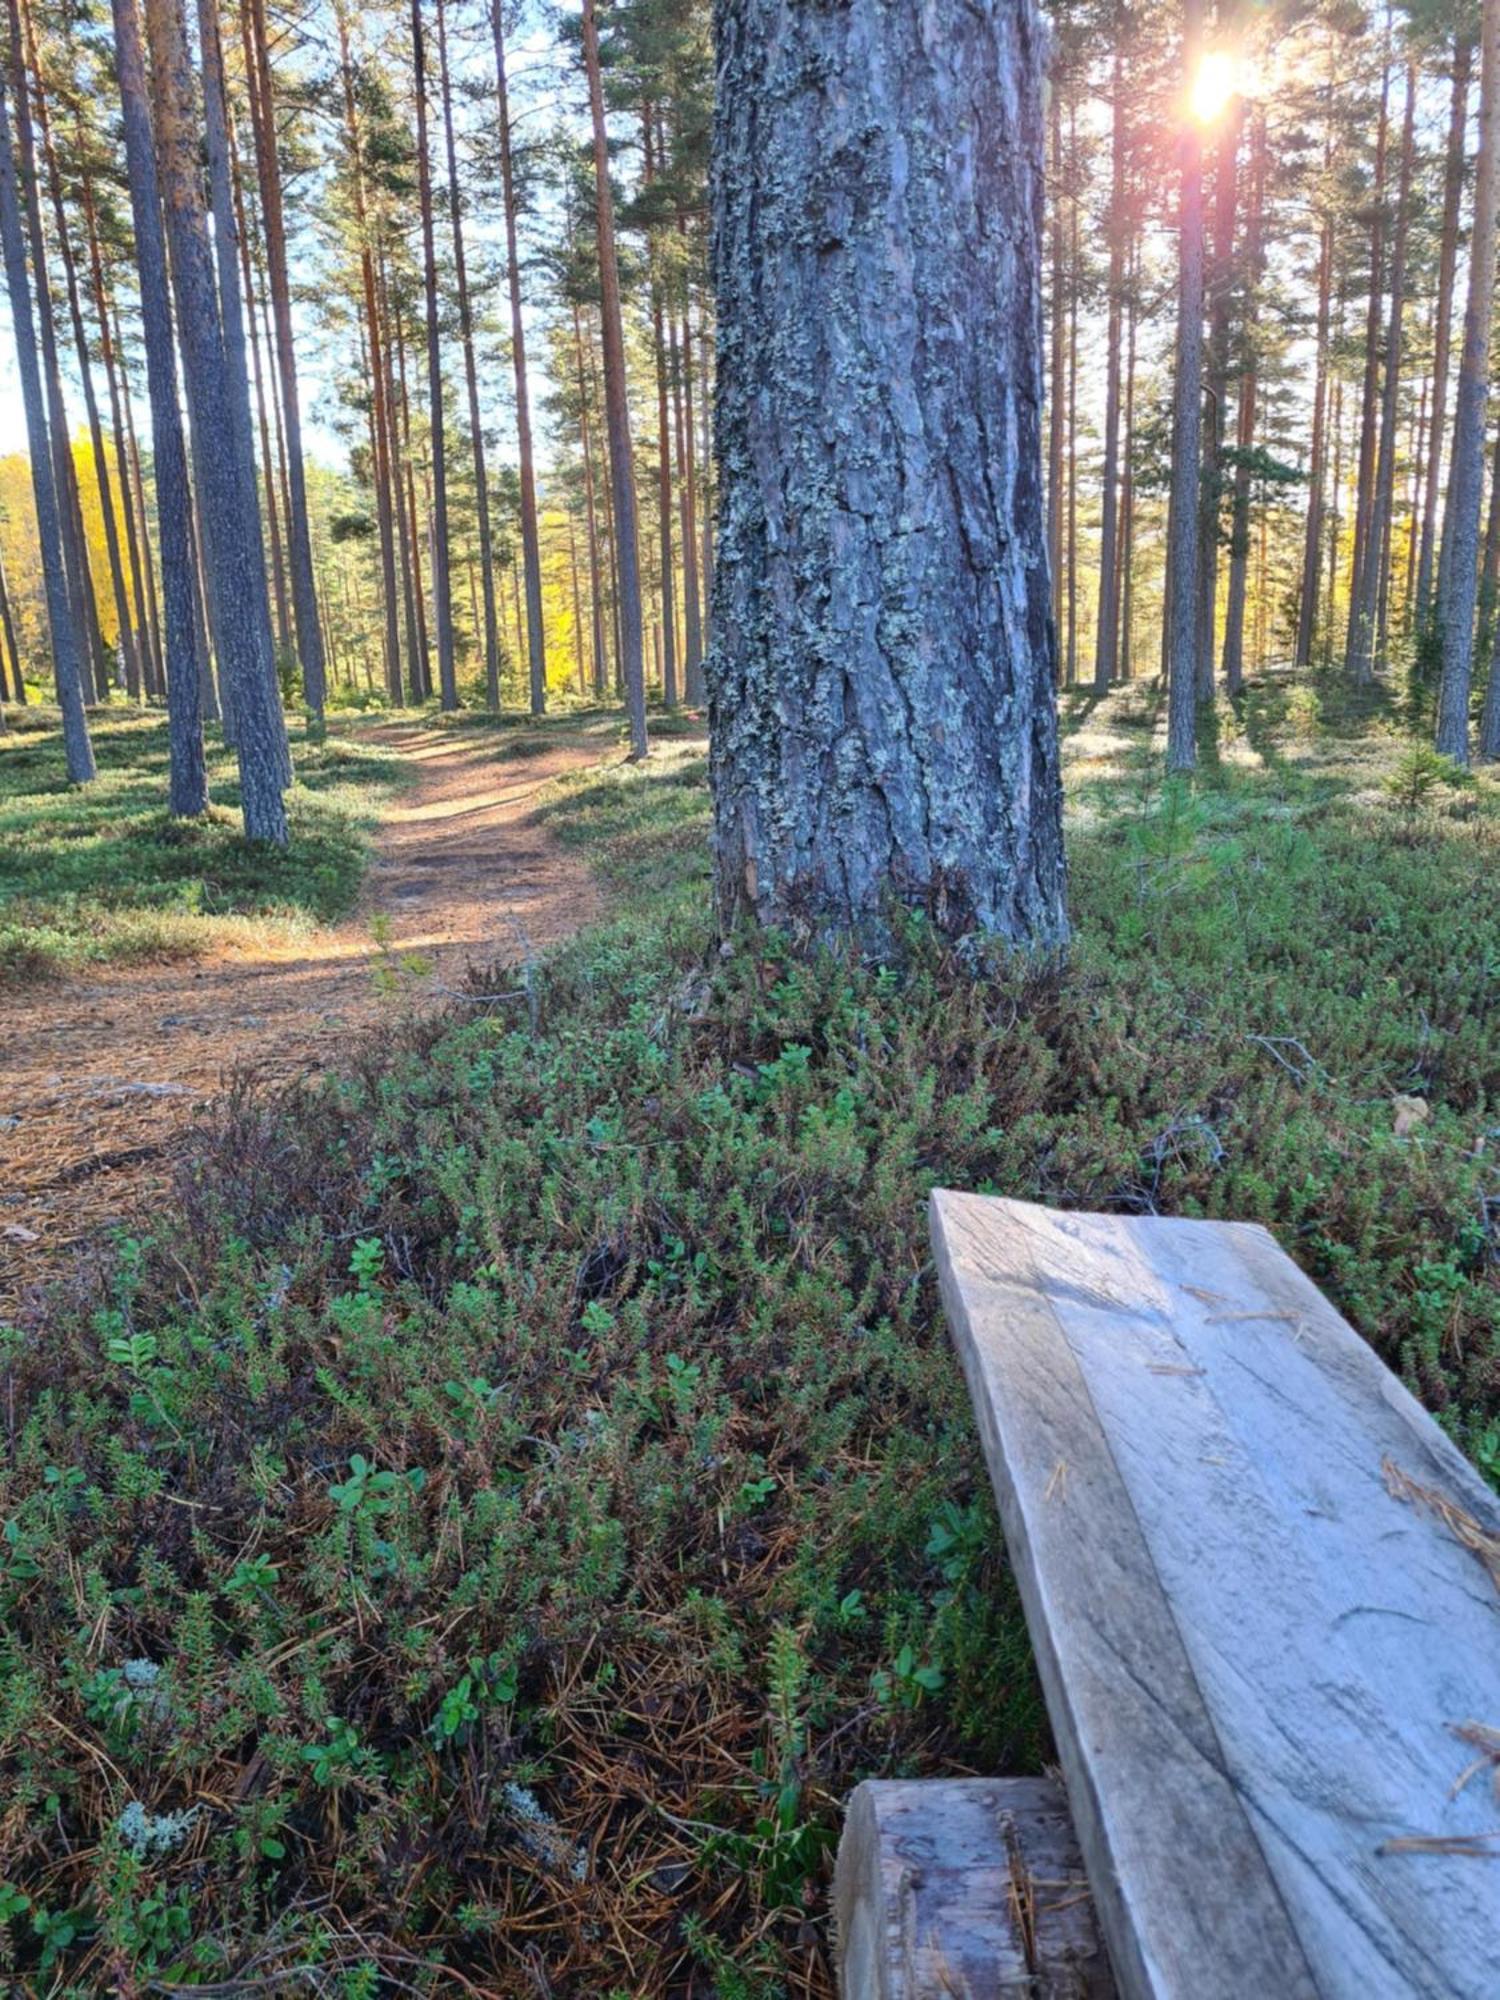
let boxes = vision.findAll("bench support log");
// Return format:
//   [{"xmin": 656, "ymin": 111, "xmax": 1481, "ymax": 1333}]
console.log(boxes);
[{"xmin": 835, "ymin": 1776, "xmax": 1115, "ymax": 1999}]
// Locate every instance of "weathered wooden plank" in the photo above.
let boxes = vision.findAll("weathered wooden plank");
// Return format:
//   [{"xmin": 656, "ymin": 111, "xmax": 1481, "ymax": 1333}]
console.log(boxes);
[
  {"xmin": 835, "ymin": 1777, "xmax": 1115, "ymax": 1999},
  {"xmin": 930, "ymin": 1190, "xmax": 1500, "ymax": 2000}
]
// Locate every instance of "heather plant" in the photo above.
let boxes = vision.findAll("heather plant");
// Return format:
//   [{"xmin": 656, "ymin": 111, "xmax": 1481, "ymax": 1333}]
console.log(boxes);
[{"xmin": 1, "ymin": 695, "xmax": 1496, "ymax": 1991}]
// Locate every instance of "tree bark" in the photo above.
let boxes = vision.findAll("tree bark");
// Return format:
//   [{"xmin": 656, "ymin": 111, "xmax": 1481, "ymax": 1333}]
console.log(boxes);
[
  {"xmin": 27, "ymin": 16, "xmax": 141, "ymax": 702},
  {"xmin": 0, "ymin": 546, "xmax": 23, "ymax": 702},
  {"xmin": 1047, "ymin": 81, "xmax": 1064, "ymax": 655},
  {"xmin": 1346, "ymin": 54, "xmax": 1389, "ymax": 673},
  {"xmin": 1119, "ymin": 233, "xmax": 1138, "ymax": 684},
  {"xmin": 410, "ymin": 0, "xmax": 456, "ymax": 709},
  {"xmin": 645, "ymin": 111, "xmax": 677, "ymax": 708},
  {"xmin": 335, "ymin": 0, "xmax": 402, "ymax": 705},
  {"xmin": 671, "ymin": 299, "xmax": 702, "ymax": 702},
  {"xmin": 196, "ymin": 0, "xmax": 288, "ymax": 787},
  {"xmin": 1418, "ymin": 37, "xmax": 1471, "ymax": 623},
  {"xmin": 240, "ymin": 0, "xmax": 326, "ymax": 720},
  {"xmin": 0, "ymin": 9, "xmax": 91, "ymax": 775},
  {"xmin": 81, "ymin": 151, "xmax": 159, "ymax": 701},
  {"xmin": 233, "ymin": 133, "xmax": 294, "ymax": 669},
  {"xmin": 385, "ymin": 259, "xmax": 428, "ymax": 704},
  {"xmin": 1221, "ymin": 111, "xmax": 1265, "ymax": 698},
  {"xmin": 580, "ymin": 0, "xmax": 647, "ymax": 757},
  {"xmin": 115, "ymin": 299, "xmax": 168, "ymax": 700},
  {"xmin": 435, "ymin": 0, "xmax": 500, "ymax": 709},
  {"xmin": 1438, "ymin": 0, "xmax": 1500, "ymax": 761},
  {"xmin": 9, "ymin": 0, "xmax": 104, "ymax": 706},
  {"xmin": 144, "ymin": 0, "xmax": 286, "ymax": 840},
  {"xmin": 1166, "ymin": 0, "xmax": 1206, "ymax": 772},
  {"xmin": 1295, "ymin": 207, "xmax": 1333, "ymax": 669},
  {"xmin": 572, "ymin": 301, "xmax": 609, "ymax": 700},
  {"xmin": 1198, "ymin": 94, "xmax": 1243, "ymax": 699},
  {"xmin": 1347, "ymin": 61, "xmax": 1415, "ymax": 684},
  {"xmin": 709, "ymin": 0, "xmax": 1066, "ymax": 946},
  {"xmin": 489, "ymin": 0, "xmax": 547, "ymax": 715},
  {"xmin": 1094, "ymin": 36, "xmax": 1126, "ymax": 693},
  {"xmin": 109, "ymin": 0, "xmax": 207, "ymax": 810}
]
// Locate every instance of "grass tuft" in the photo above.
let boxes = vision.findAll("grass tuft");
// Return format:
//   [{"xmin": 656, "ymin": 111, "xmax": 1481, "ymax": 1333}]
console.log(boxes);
[{"xmin": 0, "ymin": 710, "xmax": 408, "ymax": 982}]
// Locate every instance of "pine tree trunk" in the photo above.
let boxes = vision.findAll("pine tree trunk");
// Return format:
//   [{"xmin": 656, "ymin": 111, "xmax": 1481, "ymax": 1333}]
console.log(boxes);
[
  {"xmin": 1324, "ymin": 372, "xmax": 1342, "ymax": 654},
  {"xmin": 1198, "ymin": 95, "xmax": 1243, "ymax": 700},
  {"xmin": 1093, "ymin": 38, "xmax": 1126, "ymax": 693},
  {"xmin": 644, "ymin": 113, "xmax": 677, "ymax": 709},
  {"xmin": 1166, "ymin": 0, "xmax": 1207, "ymax": 772},
  {"xmin": 1221, "ymin": 113, "xmax": 1265, "ymax": 697},
  {"xmin": 9, "ymin": 0, "xmax": 104, "ymax": 708},
  {"xmin": 385, "ymin": 263, "xmax": 426, "ymax": 705},
  {"xmin": 0, "ymin": 10, "xmax": 91, "ymax": 775},
  {"xmin": 1119, "ymin": 234, "xmax": 1138, "ymax": 683},
  {"xmin": 196, "ymin": 0, "xmax": 288, "ymax": 786},
  {"xmin": 435, "ymin": 0, "xmax": 500, "ymax": 710},
  {"xmin": 230, "ymin": 133, "xmax": 293, "ymax": 668},
  {"xmin": 671, "ymin": 299, "xmax": 703, "ymax": 702},
  {"xmin": 240, "ymin": 0, "xmax": 326, "ymax": 720},
  {"xmin": 567, "ymin": 514, "xmax": 586, "ymax": 694},
  {"xmin": 335, "ymin": 2, "xmax": 402, "ymax": 705},
  {"xmin": 112, "ymin": 0, "xmax": 208, "ymax": 809},
  {"xmin": 1418, "ymin": 37, "xmax": 1472, "ymax": 621},
  {"xmin": 1347, "ymin": 62, "xmax": 1414, "ymax": 684},
  {"xmin": 489, "ymin": 0, "xmax": 547, "ymax": 715},
  {"xmin": 115, "ymin": 300, "xmax": 168, "ymax": 699},
  {"xmin": 1047, "ymin": 83, "xmax": 1064, "ymax": 651},
  {"xmin": 709, "ymin": 0, "xmax": 1066, "ymax": 945},
  {"xmin": 1439, "ymin": 0, "xmax": 1500, "ymax": 760},
  {"xmin": 580, "ymin": 0, "xmax": 646, "ymax": 757},
  {"xmin": 592, "ymin": 324, "xmax": 624, "ymax": 700},
  {"xmin": 697, "ymin": 310, "xmax": 714, "ymax": 650},
  {"xmin": 1347, "ymin": 56, "xmax": 1389, "ymax": 672},
  {"xmin": 0, "ymin": 547, "xmax": 23, "ymax": 702},
  {"xmin": 28, "ymin": 20, "xmax": 141, "ymax": 702},
  {"xmin": 573, "ymin": 305, "xmax": 609, "ymax": 700},
  {"xmin": 145, "ymin": 0, "xmax": 285, "ymax": 840},
  {"xmin": 1481, "ymin": 433, "xmax": 1500, "ymax": 753},
  {"xmin": 1295, "ymin": 212, "xmax": 1333, "ymax": 669},
  {"xmin": 409, "ymin": 0, "xmax": 456, "ymax": 709},
  {"xmin": 82, "ymin": 155, "xmax": 159, "ymax": 701}
]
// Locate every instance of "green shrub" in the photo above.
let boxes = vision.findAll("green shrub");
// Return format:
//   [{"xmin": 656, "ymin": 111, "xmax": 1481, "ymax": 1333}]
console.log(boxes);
[{"xmin": 2, "ymin": 685, "xmax": 1497, "ymax": 1991}]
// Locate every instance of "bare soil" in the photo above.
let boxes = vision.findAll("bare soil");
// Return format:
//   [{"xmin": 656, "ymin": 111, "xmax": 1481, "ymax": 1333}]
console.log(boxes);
[{"xmin": 0, "ymin": 717, "xmax": 618, "ymax": 1310}]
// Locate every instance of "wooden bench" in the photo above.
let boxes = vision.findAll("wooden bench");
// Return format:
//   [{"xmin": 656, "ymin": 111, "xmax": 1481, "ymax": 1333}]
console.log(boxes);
[{"xmin": 836, "ymin": 1192, "xmax": 1500, "ymax": 1999}]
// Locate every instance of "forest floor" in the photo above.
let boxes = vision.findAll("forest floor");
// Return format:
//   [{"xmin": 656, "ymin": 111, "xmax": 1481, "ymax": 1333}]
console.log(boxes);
[
  {"xmin": 4, "ymin": 678, "xmax": 1499, "ymax": 1995},
  {"xmin": 0, "ymin": 712, "xmax": 623, "ymax": 1308}
]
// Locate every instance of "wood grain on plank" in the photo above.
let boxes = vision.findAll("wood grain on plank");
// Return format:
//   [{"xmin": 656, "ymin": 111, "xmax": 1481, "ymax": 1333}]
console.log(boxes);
[
  {"xmin": 834, "ymin": 1777, "xmax": 1114, "ymax": 1999},
  {"xmin": 930, "ymin": 1190, "xmax": 1500, "ymax": 2000}
]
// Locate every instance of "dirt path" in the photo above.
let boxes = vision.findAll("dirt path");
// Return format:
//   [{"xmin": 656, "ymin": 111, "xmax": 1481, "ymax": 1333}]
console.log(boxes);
[{"xmin": 0, "ymin": 718, "xmax": 616, "ymax": 1308}]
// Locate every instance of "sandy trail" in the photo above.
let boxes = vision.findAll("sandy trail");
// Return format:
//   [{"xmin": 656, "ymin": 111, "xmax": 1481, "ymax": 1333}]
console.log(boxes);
[{"xmin": 0, "ymin": 717, "xmax": 616, "ymax": 1307}]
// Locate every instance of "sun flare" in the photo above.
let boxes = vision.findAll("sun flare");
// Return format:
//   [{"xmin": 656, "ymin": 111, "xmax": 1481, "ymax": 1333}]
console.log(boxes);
[{"xmin": 1190, "ymin": 49, "xmax": 1239, "ymax": 124}]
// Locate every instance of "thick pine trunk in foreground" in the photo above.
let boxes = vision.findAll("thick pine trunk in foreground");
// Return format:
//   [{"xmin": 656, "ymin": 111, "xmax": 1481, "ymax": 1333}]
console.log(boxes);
[
  {"xmin": 708, "ymin": 0, "xmax": 1066, "ymax": 946},
  {"xmin": 1437, "ymin": 0, "xmax": 1500, "ymax": 761}
]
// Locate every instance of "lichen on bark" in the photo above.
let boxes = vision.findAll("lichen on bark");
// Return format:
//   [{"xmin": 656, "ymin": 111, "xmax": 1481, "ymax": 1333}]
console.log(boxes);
[{"xmin": 707, "ymin": 0, "xmax": 1067, "ymax": 951}]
